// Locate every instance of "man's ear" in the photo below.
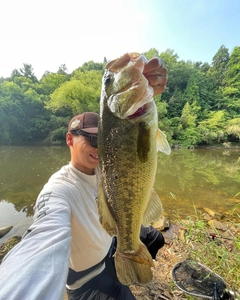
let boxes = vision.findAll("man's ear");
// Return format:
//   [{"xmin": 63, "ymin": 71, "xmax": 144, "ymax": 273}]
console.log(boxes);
[{"xmin": 66, "ymin": 132, "xmax": 74, "ymax": 146}]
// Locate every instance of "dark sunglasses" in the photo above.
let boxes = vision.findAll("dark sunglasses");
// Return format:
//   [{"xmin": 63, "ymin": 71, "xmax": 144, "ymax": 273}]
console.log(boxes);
[{"xmin": 71, "ymin": 129, "xmax": 98, "ymax": 148}]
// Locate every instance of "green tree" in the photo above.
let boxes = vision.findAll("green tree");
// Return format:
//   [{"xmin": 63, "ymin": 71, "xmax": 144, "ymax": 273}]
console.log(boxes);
[
  {"xmin": 46, "ymin": 70, "xmax": 102, "ymax": 115},
  {"xmin": 0, "ymin": 79, "xmax": 50, "ymax": 144},
  {"xmin": 184, "ymin": 69, "xmax": 217, "ymax": 118},
  {"xmin": 159, "ymin": 49, "xmax": 179, "ymax": 68},
  {"xmin": 143, "ymin": 48, "xmax": 160, "ymax": 60},
  {"xmin": 155, "ymin": 97, "xmax": 172, "ymax": 142},
  {"xmin": 13, "ymin": 76, "xmax": 36, "ymax": 91},
  {"xmin": 10, "ymin": 69, "xmax": 21, "ymax": 79},
  {"xmin": 0, "ymin": 81, "xmax": 25, "ymax": 144},
  {"xmin": 18, "ymin": 63, "xmax": 38, "ymax": 83},
  {"xmin": 57, "ymin": 64, "xmax": 69, "ymax": 75},
  {"xmin": 207, "ymin": 45, "xmax": 229, "ymax": 87},
  {"xmin": 194, "ymin": 61, "xmax": 210, "ymax": 73},
  {"xmin": 221, "ymin": 46, "xmax": 240, "ymax": 114},
  {"xmin": 198, "ymin": 110, "xmax": 227, "ymax": 144},
  {"xmin": 226, "ymin": 117, "xmax": 240, "ymax": 142},
  {"xmin": 74, "ymin": 61, "xmax": 105, "ymax": 73},
  {"xmin": 162, "ymin": 60, "xmax": 195, "ymax": 118},
  {"xmin": 40, "ymin": 72, "xmax": 69, "ymax": 96},
  {"xmin": 44, "ymin": 115, "xmax": 69, "ymax": 144},
  {"xmin": 178, "ymin": 102, "xmax": 200, "ymax": 147}
]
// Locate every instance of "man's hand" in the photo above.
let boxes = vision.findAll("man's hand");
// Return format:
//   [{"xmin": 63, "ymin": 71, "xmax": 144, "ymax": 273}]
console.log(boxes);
[{"xmin": 143, "ymin": 57, "xmax": 168, "ymax": 97}]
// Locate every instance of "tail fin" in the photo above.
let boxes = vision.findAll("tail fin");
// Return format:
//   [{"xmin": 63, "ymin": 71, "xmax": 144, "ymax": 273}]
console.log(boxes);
[{"xmin": 115, "ymin": 242, "xmax": 154, "ymax": 285}]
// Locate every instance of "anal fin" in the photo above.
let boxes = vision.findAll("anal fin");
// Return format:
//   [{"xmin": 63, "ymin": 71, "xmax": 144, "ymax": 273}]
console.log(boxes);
[{"xmin": 142, "ymin": 189, "xmax": 162, "ymax": 226}]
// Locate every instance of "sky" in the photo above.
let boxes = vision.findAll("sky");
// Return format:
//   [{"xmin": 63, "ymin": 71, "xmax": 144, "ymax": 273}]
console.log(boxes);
[{"xmin": 0, "ymin": 0, "xmax": 239, "ymax": 79}]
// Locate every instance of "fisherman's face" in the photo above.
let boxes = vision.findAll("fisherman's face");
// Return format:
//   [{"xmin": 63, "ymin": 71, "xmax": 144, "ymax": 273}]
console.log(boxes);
[{"xmin": 66, "ymin": 132, "xmax": 98, "ymax": 175}]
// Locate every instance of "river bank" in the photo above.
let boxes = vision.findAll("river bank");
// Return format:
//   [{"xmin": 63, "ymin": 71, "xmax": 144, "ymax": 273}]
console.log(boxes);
[
  {"xmin": 130, "ymin": 209, "xmax": 240, "ymax": 300},
  {"xmin": 1, "ymin": 208, "xmax": 239, "ymax": 300}
]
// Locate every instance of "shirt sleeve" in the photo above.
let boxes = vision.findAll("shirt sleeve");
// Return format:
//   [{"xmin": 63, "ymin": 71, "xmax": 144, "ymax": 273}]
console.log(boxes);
[{"xmin": 0, "ymin": 187, "xmax": 72, "ymax": 300}]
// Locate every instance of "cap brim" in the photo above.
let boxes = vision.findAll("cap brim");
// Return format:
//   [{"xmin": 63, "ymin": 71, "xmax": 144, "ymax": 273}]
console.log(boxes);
[{"xmin": 81, "ymin": 128, "xmax": 98, "ymax": 134}]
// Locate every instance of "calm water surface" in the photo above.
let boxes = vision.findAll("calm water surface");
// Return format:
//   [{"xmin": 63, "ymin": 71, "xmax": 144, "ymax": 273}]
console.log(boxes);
[{"xmin": 0, "ymin": 146, "xmax": 239, "ymax": 243}]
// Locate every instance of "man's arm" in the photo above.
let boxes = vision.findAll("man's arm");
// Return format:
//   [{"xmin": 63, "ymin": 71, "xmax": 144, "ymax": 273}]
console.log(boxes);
[{"xmin": 0, "ymin": 190, "xmax": 72, "ymax": 300}]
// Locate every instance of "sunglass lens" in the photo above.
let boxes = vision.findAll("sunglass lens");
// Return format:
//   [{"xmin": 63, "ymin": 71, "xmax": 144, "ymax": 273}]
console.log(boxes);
[{"xmin": 90, "ymin": 136, "xmax": 98, "ymax": 148}]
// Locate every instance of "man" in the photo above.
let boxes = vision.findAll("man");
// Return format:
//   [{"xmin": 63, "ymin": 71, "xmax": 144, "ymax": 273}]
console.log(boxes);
[{"xmin": 0, "ymin": 57, "xmax": 167, "ymax": 300}]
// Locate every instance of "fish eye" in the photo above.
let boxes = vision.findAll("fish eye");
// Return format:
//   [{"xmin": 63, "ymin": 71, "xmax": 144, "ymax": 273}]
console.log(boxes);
[{"xmin": 105, "ymin": 76, "xmax": 112, "ymax": 85}]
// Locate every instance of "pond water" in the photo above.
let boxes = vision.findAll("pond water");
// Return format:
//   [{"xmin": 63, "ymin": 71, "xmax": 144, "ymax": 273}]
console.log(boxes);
[{"xmin": 0, "ymin": 146, "xmax": 239, "ymax": 243}]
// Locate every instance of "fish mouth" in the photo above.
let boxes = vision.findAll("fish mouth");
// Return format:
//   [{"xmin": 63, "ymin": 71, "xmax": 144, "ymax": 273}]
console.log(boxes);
[{"xmin": 128, "ymin": 103, "xmax": 151, "ymax": 119}]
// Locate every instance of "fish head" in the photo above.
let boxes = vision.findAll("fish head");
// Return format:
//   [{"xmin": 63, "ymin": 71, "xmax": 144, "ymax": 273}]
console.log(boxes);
[{"xmin": 101, "ymin": 53, "xmax": 154, "ymax": 121}]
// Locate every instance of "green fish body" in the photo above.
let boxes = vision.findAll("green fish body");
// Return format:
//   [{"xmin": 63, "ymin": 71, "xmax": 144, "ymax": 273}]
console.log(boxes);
[{"xmin": 98, "ymin": 53, "xmax": 170, "ymax": 285}]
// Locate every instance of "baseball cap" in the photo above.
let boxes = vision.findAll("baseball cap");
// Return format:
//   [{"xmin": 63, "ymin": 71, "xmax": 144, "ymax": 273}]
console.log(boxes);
[{"xmin": 68, "ymin": 112, "xmax": 98, "ymax": 134}]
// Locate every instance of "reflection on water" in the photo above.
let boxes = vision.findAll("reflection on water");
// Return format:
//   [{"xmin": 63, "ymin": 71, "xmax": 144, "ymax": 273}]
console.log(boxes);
[
  {"xmin": 0, "ymin": 146, "xmax": 239, "ymax": 243},
  {"xmin": 155, "ymin": 148, "xmax": 240, "ymax": 217},
  {"xmin": 0, "ymin": 145, "xmax": 70, "ymax": 214},
  {"xmin": 0, "ymin": 201, "xmax": 33, "ymax": 242},
  {"xmin": 0, "ymin": 145, "xmax": 70, "ymax": 243}
]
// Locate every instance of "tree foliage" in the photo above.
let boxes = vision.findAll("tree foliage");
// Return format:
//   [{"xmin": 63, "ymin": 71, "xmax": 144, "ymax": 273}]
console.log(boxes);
[
  {"xmin": 0, "ymin": 46, "xmax": 239, "ymax": 146},
  {"xmin": 46, "ymin": 70, "xmax": 102, "ymax": 115},
  {"xmin": 221, "ymin": 46, "xmax": 240, "ymax": 114}
]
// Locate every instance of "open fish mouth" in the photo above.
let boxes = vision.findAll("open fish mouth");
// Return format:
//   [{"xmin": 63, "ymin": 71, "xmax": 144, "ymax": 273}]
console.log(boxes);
[
  {"xmin": 128, "ymin": 104, "xmax": 147, "ymax": 119},
  {"xmin": 127, "ymin": 102, "xmax": 153, "ymax": 119}
]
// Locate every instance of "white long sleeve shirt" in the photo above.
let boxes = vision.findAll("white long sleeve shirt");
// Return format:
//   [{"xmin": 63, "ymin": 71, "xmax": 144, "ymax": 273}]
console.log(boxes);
[{"xmin": 0, "ymin": 163, "xmax": 112, "ymax": 300}]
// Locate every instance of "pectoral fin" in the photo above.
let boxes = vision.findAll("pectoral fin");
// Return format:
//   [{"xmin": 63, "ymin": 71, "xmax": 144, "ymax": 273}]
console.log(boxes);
[
  {"xmin": 97, "ymin": 179, "xmax": 118, "ymax": 236},
  {"xmin": 156, "ymin": 128, "xmax": 171, "ymax": 155},
  {"xmin": 142, "ymin": 189, "xmax": 163, "ymax": 226}
]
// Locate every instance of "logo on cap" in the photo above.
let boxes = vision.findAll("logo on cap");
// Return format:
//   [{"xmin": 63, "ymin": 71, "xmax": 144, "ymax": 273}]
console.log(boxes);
[{"xmin": 70, "ymin": 119, "xmax": 80, "ymax": 129}]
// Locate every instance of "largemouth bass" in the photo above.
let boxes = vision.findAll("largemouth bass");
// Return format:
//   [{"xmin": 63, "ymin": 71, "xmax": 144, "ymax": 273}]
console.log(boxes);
[{"xmin": 98, "ymin": 53, "xmax": 171, "ymax": 285}]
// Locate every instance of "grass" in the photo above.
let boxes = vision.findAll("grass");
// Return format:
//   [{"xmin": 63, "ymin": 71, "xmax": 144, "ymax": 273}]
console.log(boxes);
[{"xmin": 174, "ymin": 204, "xmax": 240, "ymax": 298}]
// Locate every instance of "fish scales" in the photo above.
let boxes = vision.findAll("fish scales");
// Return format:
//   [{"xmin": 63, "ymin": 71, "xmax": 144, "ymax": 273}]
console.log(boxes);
[
  {"xmin": 98, "ymin": 53, "xmax": 171, "ymax": 285},
  {"xmin": 102, "ymin": 116, "xmax": 156, "ymax": 248}
]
